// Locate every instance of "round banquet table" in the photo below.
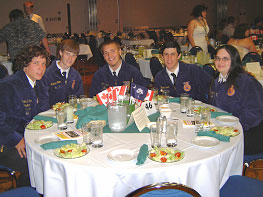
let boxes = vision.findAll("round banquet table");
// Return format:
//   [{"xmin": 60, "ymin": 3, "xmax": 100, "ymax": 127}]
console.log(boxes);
[{"xmin": 25, "ymin": 103, "xmax": 244, "ymax": 197}]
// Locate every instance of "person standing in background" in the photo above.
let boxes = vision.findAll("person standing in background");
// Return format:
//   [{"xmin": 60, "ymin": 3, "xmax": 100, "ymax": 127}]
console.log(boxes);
[
  {"xmin": 24, "ymin": 1, "xmax": 46, "ymax": 32},
  {"xmin": 187, "ymin": 4, "xmax": 209, "ymax": 52}
]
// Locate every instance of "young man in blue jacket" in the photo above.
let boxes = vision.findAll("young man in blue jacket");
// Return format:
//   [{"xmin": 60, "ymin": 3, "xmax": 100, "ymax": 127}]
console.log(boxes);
[
  {"xmin": 39, "ymin": 39, "xmax": 84, "ymax": 110},
  {"xmin": 0, "ymin": 46, "xmax": 49, "ymax": 187}
]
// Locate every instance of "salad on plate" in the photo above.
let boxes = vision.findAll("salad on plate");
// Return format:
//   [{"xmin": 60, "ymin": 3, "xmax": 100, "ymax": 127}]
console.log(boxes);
[
  {"xmin": 148, "ymin": 147, "xmax": 184, "ymax": 163},
  {"xmin": 26, "ymin": 120, "xmax": 53, "ymax": 130},
  {"xmin": 211, "ymin": 126, "xmax": 240, "ymax": 137},
  {"xmin": 54, "ymin": 143, "xmax": 89, "ymax": 159}
]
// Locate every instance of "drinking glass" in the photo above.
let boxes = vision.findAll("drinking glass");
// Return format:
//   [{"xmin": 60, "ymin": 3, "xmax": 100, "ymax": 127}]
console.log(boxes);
[
  {"xmin": 81, "ymin": 122, "xmax": 92, "ymax": 145},
  {"xmin": 79, "ymin": 95, "xmax": 88, "ymax": 110},
  {"xmin": 65, "ymin": 105, "xmax": 74, "ymax": 124},
  {"xmin": 162, "ymin": 89, "xmax": 170, "ymax": 104},
  {"xmin": 186, "ymin": 98, "xmax": 195, "ymax": 117},
  {"xmin": 68, "ymin": 95, "xmax": 77, "ymax": 109},
  {"xmin": 180, "ymin": 93, "xmax": 189, "ymax": 113},
  {"xmin": 166, "ymin": 121, "xmax": 178, "ymax": 147},
  {"xmin": 194, "ymin": 112, "xmax": 202, "ymax": 133},
  {"xmin": 200, "ymin": 108, "xmax": 211, "ymax": 131},
  {"xmin": 150, "ymin": 124, "xmax": 161, "ymax": 148},
  {"xmin": 56, "ymin": 109, "xmax": 67, "ymax": 130},
  {"xmin": 91, "ymin": 122, "xmax": 103, "ymax": 148}
]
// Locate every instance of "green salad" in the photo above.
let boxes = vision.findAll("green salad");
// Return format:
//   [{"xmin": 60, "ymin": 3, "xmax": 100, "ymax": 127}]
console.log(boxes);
[
  {"xmin": 149, "ymin": 147, "xmax": 184, "ymax": 163},
  {"xmin": 211, "ymin": 126, "xmax": 240, "ymax": 137},
  {"xmin": 26, "ymin": 120, "xmax": 53, "ymax": 130},
  {"xmin": 194, "ymin": 106, "xmax": 216, "ymax": 114},
  {"xmin": 54, "ymin": 143, "xmax": 89, "ymax": 159}
]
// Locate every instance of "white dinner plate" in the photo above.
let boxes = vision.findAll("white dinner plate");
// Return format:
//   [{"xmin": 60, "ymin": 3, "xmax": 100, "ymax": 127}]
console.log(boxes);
[
  {"xmin": 34, "ymin": 135, "xmax": 59, "ymax": 144},
  {"xmin": 216, "ymin": 115, "xmax": 239, "ymax": 126},
  {"xmin": 192, "ymin": 136, "xmax": 220, "ymax": 148},
  {"xmin": 107, "ymin": 149, "xmax": 137, "ymax": 162}
]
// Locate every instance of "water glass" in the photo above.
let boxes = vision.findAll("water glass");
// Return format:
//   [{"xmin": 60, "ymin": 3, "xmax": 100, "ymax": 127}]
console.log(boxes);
[
  {"xmin": 65, "ymin": 105, "xmax": 74, "ymax": 123},
  {"xmin": 180, "ymin": 93, "xmax": 189, "ymax": 113},
  {"xmin": 194, "ymin": 112, "xmax": 202, "ymax": 133},
  {"xmin": 79, "ymin": 95, "xmax": 89, "ymax": 110},
  {"xmin": 91, "ymin": 122, "xmax": 103, "ymax": 148},
  {"xmin": 162, "ymin": 89, "xmax": 170, "ymax": 104},
  {"xmin": 81, "ymin": 123, "xmax": 92, "ymax": 145},
  {"xmin": 108, "ymin": 102, "xmax": 127, "ymax": 132},
  {"xmin": 68, "ymin": 95, "xmax": 77, "ymax": 109},
  {"xmin": 186, "ymin": 98, "xmax": 195, "ymax": 117},
  {"xmin": 200, "ymin": 109, "xmax": 211, "ymax": 131},
  {"xmin": 166, "ymin": 121, "xmax": 178, "ymax": 147},
  {"xmin": 56, "ymin": 109, "xmax": 67, "ymax": 130},
  {"xmin": 150, "ymin": 124, "xmax": 161, "ymax": 148}
]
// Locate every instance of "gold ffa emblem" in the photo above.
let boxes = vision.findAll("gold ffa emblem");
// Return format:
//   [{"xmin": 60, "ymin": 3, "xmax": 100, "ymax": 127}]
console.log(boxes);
[
  {"xmin": 183, "ymin": 82, "xmax": 191, "ymax": 92},
  {"xmin": 227, "ymin": 85, "xmax": 235, "ymax": 96},
  {"xmin": 72, "ymin": 80, "xmax": 76, "ymax": 89}
]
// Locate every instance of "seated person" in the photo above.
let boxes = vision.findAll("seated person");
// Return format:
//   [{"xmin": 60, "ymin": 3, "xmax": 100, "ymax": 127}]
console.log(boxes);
[
  {"xmin": 89, "ymin": 39, "xmax": 147, "ymax": 97},
  {"xmin": 154, "ymin": 41, "xmax": 212, "ymax": 103},
  {"xmin": 209, "ymin": 45, "xmax": 263, "ymax": 155},
  {"xmin": 227, "ymin": 24, "xmax": 257, "ymax": 59},
  {"xmin": 39, "ymin": 39, "xmax": 84, "ymax": 110},
  {"xmin": 0, "ymin": 46, "xmax": 49, "ymax": 187}
]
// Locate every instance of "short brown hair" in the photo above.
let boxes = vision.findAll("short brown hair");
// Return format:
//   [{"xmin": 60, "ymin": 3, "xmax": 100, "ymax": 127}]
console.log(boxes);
[
  {"xmin": 100, "ymin": 39, "xmax": 121, "ymax": 54},
  {"xmin": 59, "ymin": 39, "xmax": 80, "ymax": 55},
  {"xmin": 24, "ymin": 1, "xmax": 34, "ymax": 8}
]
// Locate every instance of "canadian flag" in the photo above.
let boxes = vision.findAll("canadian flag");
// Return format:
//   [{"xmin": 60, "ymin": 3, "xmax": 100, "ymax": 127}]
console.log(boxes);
[{"xmin": 96, "ymin": 86, "xmax": 127, "ymax": 106}]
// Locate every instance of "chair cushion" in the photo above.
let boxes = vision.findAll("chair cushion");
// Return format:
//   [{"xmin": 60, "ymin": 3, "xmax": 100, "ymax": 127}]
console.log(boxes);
[
  {"xmin": 140, "ymin": 189, "xmax": 192, "ymax": 197},
  {"xmin": 220, "ymin": 175, "xmax": 263, "ymax": 197},
  {"xmin": 0, "ymin": 187, "xmax": 39, "ymax": 197}
]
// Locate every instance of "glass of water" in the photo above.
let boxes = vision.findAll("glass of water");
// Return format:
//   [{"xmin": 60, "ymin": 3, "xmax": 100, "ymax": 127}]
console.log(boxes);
[
  {"xmin": 200, "ymin": 108, "xmax": 211, "ymax": 131},
  {"xmin": 81, "ymin": 122, "xmax": 92, "ymax": 145},
  {"xmin": 91, "ymin": 122, "xmax": 103, "ymax": 148},
  {"xmin": 166, "ymin": 121, "xmax": 178, "ymax": 147},
  {"xmin": 68, "ymin": 95, "xmax": 77, "ymax": 109},
  {"xmin": 56, "ymin": 109, "xmax": 67, "ymax": 130}
]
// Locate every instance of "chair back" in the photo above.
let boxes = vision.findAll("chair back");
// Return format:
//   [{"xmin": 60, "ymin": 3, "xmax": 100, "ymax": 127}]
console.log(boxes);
[
  {"xmin": 126, "ymin": 182, "xmax": 201, "ymax": 197},
  {"xmin": 243, "ymin": 158, "xmax": 263, "ymax": 181},
  {"xmin": 208, "ymin": 45, "xmax": 216, "ymax": 59},
  {"xmin": 150, "ymin": 57, "xmax": 163, "ymax": 78},
  {"xmin": 91, "ymin": 48, "xmax": 106, "ymax": 67},
  {"xmin": 242, "ymin": 52, "xmax": 262, "ymax": 66},
  {"xmin": 189, "ymin": 46, "xmax": 202, "ymax": 56},
  {"xmin": 125, "ymin": 53, "xmax": 140, "ymax": 70},
  {"xmin": 0, "ymin": 64, "xmax": 8, "ymax": 79},
  {"xmin": 88, "ymin": 35, "xmax": 98, "ymax": 54},
  {"xmin": 203, "ymin": 64, "xmax": 216, "ymax": 77}
]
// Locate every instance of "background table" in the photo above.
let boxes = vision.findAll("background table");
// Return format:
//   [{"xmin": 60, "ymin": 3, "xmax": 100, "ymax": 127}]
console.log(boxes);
[
  {"xmin": 122, "ymin": 39, "xmax": 154, "ymax": 46},
  {"xmin": 25, "ymin": 103, "xmax": 243, "ymax": 197}
]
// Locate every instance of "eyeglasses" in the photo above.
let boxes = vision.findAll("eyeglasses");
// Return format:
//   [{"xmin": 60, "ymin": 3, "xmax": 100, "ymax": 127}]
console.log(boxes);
[{"xmin": 214, "ymin": 57, "xmax": 231, "ymax": 62}]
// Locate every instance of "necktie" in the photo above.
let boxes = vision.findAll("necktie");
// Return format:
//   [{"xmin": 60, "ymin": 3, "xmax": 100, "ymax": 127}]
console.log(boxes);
[
  {"xmin": 171, "ymin": 73, "xmax": 177, "ymax": 86},
  {"xmin": 62, "ymin": 71, "xmax": 67, "ymax": 80},
  {"xmin": 33, "ymin": 84, "xmax": 39, "ymax": 103},
  {"xmin": 113, "ymin": 72, "xmax": 117, "ymax": 85}
]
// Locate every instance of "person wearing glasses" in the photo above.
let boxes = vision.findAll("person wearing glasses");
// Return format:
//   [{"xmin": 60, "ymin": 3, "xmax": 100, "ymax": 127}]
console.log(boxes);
[{"xmin": 209, "ymin": 45, "xmax": 263, "ymax": 155}]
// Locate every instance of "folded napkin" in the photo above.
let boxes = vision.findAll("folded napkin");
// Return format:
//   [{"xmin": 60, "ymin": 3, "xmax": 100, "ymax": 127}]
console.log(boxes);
[
  {"xmin": 136, "ymin": 144, "xmax": 149, "ymax": 165},
  {"xmin": 40, "ymin": 140, "xmax": 77, "ymax": 150},
  {"xmin": 211, "ymin": 112, "xmax": 232, "ymax": 119},
  {"xmin": 75, "ymin": 105, "xmax": 108, "ymax": 129},
  {"xmin": 34, "ymin": 115, "xmax": 58, "ymax": 123},
  {"xmin": 197, "ymin": 131, "xmax": 230, "ymax": 142},
  {"xmin": 169, "ymin": 97, "xmax": 180, "ymax": 103}
]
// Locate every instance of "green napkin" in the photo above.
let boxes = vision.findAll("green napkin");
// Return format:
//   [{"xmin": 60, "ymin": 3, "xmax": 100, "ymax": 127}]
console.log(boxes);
[
  {"xmin": 136, "ymin": 144, "xmax": 149, "ymax": 165},
  {"xmin": 169, "ymin": 97, "xmax": 180, "ymax": 103},
  {"xmin": 211, "ymin": 112, "xmax": 232, "ymax": 119},
  {"xmin": 40, "ymin": 140, "xmax": 77, "ymax": 150},
  {"xmin": 103, "ymin": 112, "xmax": 160, "ymax": 133},
  {"xmin": 197, "ymin": 131, "xmax": 230, "ymax": 142},
  {"xmin": 75, "ymin": 105, "xmax": 108, "ymax": 129},
  {"xmin": 34, "ymin": 115, "xmax": 58, "ymax": 123}
]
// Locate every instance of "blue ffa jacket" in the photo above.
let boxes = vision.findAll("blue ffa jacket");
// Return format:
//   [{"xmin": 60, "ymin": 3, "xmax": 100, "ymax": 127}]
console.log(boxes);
[
  {"xmin": 39, "ymin": 60, "xmax": 84, "ymax": 111},
  {"xmin": 210, "ymin": 73, "xmax": 263, "ymax": 131},
  {"xmin": 0, "ymin": 70, "xmax": 39, "ymax": 147},
  {"xmin": 154, "ymin": 61, "xmax": 212, "ymax": 103},
  {"xmin": 89, "ymin": 60, "xmax": 147, "ymax": 97}
]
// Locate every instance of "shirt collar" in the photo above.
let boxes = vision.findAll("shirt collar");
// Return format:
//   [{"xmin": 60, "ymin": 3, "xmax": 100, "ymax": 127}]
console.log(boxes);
[
  {"xmin": 218, "ymin": 73, "xmax": 228, "ymax": 83},
  {"xmin": 166, "ymin": 63, "xmax": 179, "ymax": 77},
  {"xmin": 109, "ymin": 61, "xmax": 122, "ymax": 76},
  {"xmin": 25, "ymin": 74, "xmax": 36, "ymax": 88},
  {"xmin": 56, "ymin": 60, "xmax": 70, "ymax": 78}
]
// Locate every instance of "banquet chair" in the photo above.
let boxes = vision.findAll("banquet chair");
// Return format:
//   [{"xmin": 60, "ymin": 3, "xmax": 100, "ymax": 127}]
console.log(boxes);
[
  {"xmin": 220, "ymin": 175, "xmax": 263, "ymax": 197},
  {"xmin": 208, "ymin": 45, "xmax": 216, "ymax": 59},
  {"xmin": 0, "ymin": 64, "xmax": 8, "ymax": 79},
  {"xmin": 125, "ymin": 182, "xmax": 201, "ymax": 197},
  {"xmin": 150, "ymin": 57, "xmax": 163, "ymax": 78},
  {"xmin": 189, "ymin": 46, "xmax": 202, "ymax": 56},
  {"xmin": 125, "ymin": 53, "xmax": 140, "ymax": 70},
  {"xmin": 242, "ymin": 52, "xmax": 262, "ymax": 66},
  {"xmin": 0, "ymin": 187, "xmax": 40, "ymax": 197}
]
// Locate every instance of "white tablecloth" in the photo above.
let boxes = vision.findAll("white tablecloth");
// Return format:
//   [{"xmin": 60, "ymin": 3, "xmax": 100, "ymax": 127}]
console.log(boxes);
[
  {"xmin": 49, "ymin": 44, "xmax": 93, "ymax": 59},
  {"xmin": 25, "ymin": 104, "xmax": 243, "ymax": 197},
  {"xmin": 122, "ymin": 39, "xmax": 154, "ymax": 46},
  {"xmin": 0, "ymin": 60, "xmax": 13, "ymax": 75}
]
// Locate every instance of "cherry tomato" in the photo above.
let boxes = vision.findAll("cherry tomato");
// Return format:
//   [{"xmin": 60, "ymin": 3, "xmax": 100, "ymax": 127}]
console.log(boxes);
[
  {"xmin": 234, "ymin": 129, "xmax": 238, "ymax": 132},
  {"xmin": 160, "ymin": 151, "xmax": 167, "ymax": 156},
  {"xmin": 60, "ymin": 150, "xmax": 65, "ymax": 153},
  {"xmin": 175, "ymin": 152, "xmax": 181, "ymax": 158},
  {"xmin": 67, "ymin": 149, "xmax": 73, "ymax": 152},
  {"xmin": 160, "ymin": 157, "xmax": 167, "ymax": 162},
  {"xmin": 81, "ymin": 149, "xmax": 87, "ymax": 153},
  {"xmin": 150, "ymin": 153, "xmax": 156, "ymax": 157},
  {"xmin": 40, "ymin": 125, "xmax": 46, "ymax": 129}
]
